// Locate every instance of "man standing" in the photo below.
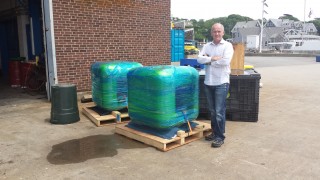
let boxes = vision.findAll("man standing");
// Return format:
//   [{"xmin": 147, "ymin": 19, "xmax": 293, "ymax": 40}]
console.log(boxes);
[{"xmin": 197, "ymin": 23, "xmax": 234, "ymax": 148}]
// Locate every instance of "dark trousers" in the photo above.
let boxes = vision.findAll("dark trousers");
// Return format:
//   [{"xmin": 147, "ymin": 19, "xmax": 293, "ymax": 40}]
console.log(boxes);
[{"xmin": 204, "ymin": 83, "xmax": 229, "ymax": 140}]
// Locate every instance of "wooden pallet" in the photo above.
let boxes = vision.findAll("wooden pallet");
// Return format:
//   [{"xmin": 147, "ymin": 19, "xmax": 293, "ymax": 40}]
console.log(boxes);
[
  {"xmin": 115, "ymin": 120, "xmax": 211, "ymax": 151},
  {"xmin": 82, "ymin": 103, "xmax": 130, "ymax": 126}
]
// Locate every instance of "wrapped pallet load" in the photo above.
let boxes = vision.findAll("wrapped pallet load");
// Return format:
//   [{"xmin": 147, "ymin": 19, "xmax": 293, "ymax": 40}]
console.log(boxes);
[
  {"xmin": 91, "ymin": 61, "xmax": 143, "ymax": 110},
  {"xmin": 127, "ymin": 65, "xmax": 199, "ymax": 129}
]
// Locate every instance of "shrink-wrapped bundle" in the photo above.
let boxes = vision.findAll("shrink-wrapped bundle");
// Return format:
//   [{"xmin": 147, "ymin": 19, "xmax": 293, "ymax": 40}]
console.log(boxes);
[
  {"xmin": 127, "ymin": 65, "xmax": 199, "ymax": 129},
  {"xmin": 91, "ymin": 61, "xmax": 143, "ymax": 110}
]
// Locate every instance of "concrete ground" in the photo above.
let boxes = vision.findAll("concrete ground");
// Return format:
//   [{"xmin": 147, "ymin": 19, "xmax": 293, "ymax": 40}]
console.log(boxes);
[{"xmin": 1, "ymin": 56, "xmax": 320, "ymax": 179}]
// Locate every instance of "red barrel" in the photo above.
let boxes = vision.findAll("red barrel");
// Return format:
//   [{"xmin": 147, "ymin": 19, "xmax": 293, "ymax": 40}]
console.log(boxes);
[
  {"xmin": 20, "ymin": 62, "xmax": 34, "ymax": 88},
  {"xmin": 9, "ymin": 61, "xmax": 21, "ymax": 87}
]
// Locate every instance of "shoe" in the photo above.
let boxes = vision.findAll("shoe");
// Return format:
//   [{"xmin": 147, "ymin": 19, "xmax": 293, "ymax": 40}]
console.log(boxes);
[
  {"xmin": 211, "ymin": 139, "xmax": 224, "ymax": 148},
  {"xmin": 205, "ymin": 133, "xmax": 216, "ymax": 141}
]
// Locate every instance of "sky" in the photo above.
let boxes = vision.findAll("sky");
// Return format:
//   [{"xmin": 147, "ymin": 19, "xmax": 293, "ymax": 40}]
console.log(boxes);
[{"xmin": 171, "ymin": 0, "xmax": 319, "ymax": 22}]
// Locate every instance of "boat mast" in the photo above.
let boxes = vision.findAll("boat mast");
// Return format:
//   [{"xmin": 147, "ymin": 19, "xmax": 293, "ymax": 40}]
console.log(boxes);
[
  {"xmin": 304, "ymin": 0, "xmax": 306, "ymax": 26},
  {"xmin": 303, "ymin": 0, "xmax": 306, "ymax": 42},
  {"xmin": 259, "ymin": 0, "xmax": 268, "ymax": 53}
]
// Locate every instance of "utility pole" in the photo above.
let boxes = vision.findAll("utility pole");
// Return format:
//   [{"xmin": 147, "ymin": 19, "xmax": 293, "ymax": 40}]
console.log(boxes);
[{"xmin": 259, "ymin": 0, "xmax": 268, "ymax": 53}]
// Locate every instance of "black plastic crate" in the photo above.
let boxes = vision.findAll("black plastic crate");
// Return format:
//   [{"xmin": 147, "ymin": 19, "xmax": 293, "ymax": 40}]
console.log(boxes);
[
  {"xmin": 198, "ymin": 75, "xmax": 210, "ymax": 119},
  {"xmin": 199, "ymin": 69, "xmax": 261, "ymax": 122},
  {"xmin": 227, "ymin": 69, "xmax": 260, "ymax": 122},
  {"xmin": 226, "ymin": 112, "xmax": 259, "ymax": 122},
  {"xmin": 199, "ymin": 75, "xmax": 207, "ymax": 114}
]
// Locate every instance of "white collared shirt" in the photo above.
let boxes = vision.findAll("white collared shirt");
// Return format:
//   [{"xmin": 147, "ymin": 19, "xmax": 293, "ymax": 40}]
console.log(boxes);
[{"xmin": 197, "ymin": 39, "xmax": 234, "ymax": 86}]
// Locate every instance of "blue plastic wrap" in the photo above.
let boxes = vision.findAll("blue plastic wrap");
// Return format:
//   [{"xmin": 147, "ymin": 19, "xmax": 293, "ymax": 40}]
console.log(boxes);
[
  {"xmin": 91, "ymin": 61, "xmax": 143, "ymax": 110},
  {"xmin": 127, "ymin": 65, "xmax": 199, "ymax": 129}
]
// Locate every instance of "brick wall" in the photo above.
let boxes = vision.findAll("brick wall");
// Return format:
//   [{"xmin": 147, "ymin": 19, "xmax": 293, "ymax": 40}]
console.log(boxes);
[{"xmin": 52, "ymin": 0, "xmax": 171, "ymax": 91}]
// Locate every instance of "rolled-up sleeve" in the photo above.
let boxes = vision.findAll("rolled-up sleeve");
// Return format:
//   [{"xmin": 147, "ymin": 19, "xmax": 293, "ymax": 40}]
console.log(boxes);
[
  {"xmin": 197, "ymin": 55, "xmax": 211, "ymax": 64},
  {"xmin": 197, "ymin": 45, "xmax": 211, "ymax": 64},
  {"xmin": 212, "ymin": 43, "xmax": 234, "ymax": 66}
]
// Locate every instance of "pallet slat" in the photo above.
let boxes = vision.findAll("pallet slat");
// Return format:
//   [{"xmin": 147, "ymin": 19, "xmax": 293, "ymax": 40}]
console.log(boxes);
[
  {"xmin": 115, "ymin": 121, "xmax": 211, "ymax": 151},
  {"xmin": 82, "ymin": 104, "xmax": 130, "ymax": 126},
  {"xmin": 81, "ymin": 94, "xmax": 93, "ymax": 103}
]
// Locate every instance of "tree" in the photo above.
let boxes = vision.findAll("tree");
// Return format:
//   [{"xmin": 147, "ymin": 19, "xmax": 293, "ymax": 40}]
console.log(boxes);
[
  {"xmin": 191, "ymin": 19, "xmax": 207, "ymax": 42},
  {"xmin": 224, "ymin": 14, "xmax": 253, "ymax": 39},
  {"xmin": 187, "ymin": 14, "xmax": 253, "ymax": 42},
  {"xmin": 279, "ymin": 14, "xmax": 300, "ymax": 21}
]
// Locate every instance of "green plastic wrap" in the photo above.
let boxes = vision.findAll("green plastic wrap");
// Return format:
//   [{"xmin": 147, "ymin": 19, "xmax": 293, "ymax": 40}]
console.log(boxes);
[
  {"xmin": 127, "ymin": 65, "xmax": 199, "ymax": 129},
  {"xmin": 91, "ymin": 61, "xmax": 143, "ymax": 110}
]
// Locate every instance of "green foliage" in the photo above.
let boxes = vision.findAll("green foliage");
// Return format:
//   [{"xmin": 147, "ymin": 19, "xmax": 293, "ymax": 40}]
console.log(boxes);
[{"xmin": 279, "ymin": 14, "xmax": 300, "ymax": 21}]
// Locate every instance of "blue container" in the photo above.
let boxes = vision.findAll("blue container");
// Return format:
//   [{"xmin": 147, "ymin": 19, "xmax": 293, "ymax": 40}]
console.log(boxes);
[
  {"xmin": 180, "ymin": 58, "xmax": 204, "ymax": 69},
  {"xmin": 127, "ymin": 65, "xmax": 199, "ymax": 129},
  {"xmin": 316, "ymin": 56, "xmax": 320, "ymax": 62},
  {"xmin": 171, "ymin": 29, "xmax": 185, "ymax": 62},
  {"xmin": 91, "ymin": 61, "xmax": 143, "ymax": 110}
]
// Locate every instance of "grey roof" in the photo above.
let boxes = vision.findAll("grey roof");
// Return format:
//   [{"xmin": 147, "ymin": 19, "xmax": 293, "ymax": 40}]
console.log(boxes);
[
  {"xmin": 268, "ymin": 19, "xmax": 282, "ymax": 27},
  {"xmin": 231, "ymin": 19, "xmax": 318, "ymax": 45},
  {"xmin": 266, "ymin": 19, "xmax": 295, "ymax": 28},
  {"xmin": 232, "ymin": 19, "xmax": 317, "ymax": 35},
  {"xmin": 264, "ymin": 27, "xmax": 285, "ymax": 39},
  {"xmin": 304, "ymin": 23, "xmax": 317, "ymax": 32},
  {"xmin": 231, "ymin": 20, "xmax": 260, "ymax": 33},
  {"xmin": 237, "ymin": 27, "xmax": 284, "ymax": 38},
  {"xmin": 238, "ymin": 27, "xmax": 261, "ymax": 36},
  {"xmin": 293, "ymin": 21, "xmax": 304, "ymax": 28}
]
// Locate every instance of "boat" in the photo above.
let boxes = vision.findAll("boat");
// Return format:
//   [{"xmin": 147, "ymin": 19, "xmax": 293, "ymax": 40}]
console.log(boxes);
[{"xmin": 268, "ymin": 34, "xmax": 320, "ymax": 52}]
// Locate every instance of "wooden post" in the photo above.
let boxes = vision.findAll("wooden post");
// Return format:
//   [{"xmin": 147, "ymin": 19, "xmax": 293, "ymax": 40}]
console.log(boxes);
[{"xmin": 230, "ymin": 43, "xmax": 245, "ymax": 70}]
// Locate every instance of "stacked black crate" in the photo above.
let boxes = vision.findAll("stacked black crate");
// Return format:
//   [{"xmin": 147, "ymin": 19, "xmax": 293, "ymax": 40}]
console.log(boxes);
[
  {"xmin": 198, "ymin": 69, "xmax": 261, "ymax": 122},
  {"xmin": 198, "ymin": 75, "xmax": 209, "ymax": 119},
  {"xmin": 226, "ymin": 69, "xmax": 261, "ymax": 122}
]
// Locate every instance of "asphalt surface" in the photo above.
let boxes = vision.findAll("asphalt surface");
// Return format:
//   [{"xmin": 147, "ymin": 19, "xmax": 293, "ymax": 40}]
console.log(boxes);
[{"xmin": 0, "ymin": 56, "xmax": 320, "ymax": 179}]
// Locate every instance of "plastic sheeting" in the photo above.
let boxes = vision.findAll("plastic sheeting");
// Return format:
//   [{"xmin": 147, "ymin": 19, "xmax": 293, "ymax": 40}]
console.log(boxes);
[
  {"xmin": 127, "ymin": 65, "xmax": 199, "ymax": 129},
  {"xmin": 91, "ymin": 61, "xmax": 143, "ymax": 110}
]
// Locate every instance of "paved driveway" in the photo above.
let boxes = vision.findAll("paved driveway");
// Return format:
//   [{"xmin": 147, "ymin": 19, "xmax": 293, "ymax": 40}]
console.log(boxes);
[{"xmin": 1, "ymin": 56, "xmax": 320, "ymax": 179}]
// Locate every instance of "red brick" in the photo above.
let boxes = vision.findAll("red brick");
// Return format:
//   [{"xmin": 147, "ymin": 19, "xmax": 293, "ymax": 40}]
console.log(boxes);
[{"xmin": 52, "ymin": 0, "xmax": 170, "ymax": 91}]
